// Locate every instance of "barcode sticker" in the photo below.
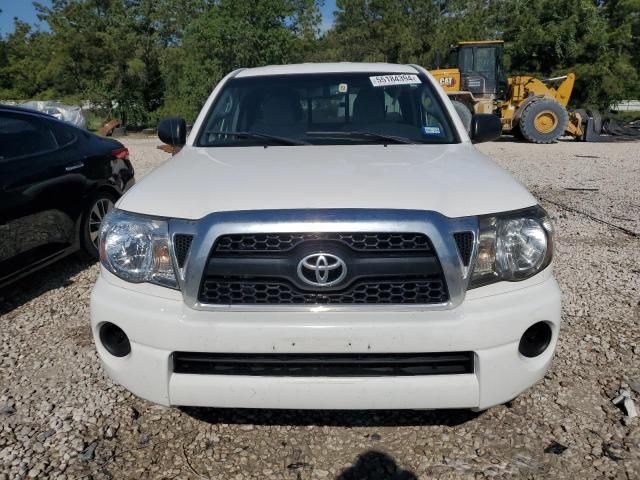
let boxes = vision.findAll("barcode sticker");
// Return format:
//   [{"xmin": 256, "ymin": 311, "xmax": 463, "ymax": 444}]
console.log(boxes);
[{"xmin": 369, "ymin": 74, "xmax": 421, "ymax": 87}]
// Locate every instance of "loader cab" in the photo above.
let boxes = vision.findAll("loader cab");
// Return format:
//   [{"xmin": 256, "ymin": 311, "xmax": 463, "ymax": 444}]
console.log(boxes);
[{"xmin": 450, "ymin": 41, "xmax": 507, "ymax": 99}]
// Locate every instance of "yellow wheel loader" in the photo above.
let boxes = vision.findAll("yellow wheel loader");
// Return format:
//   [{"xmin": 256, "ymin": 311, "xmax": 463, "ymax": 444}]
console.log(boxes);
[{"xmin": 430, "ymin": 40, "xmax": 590, "ymax": 143}]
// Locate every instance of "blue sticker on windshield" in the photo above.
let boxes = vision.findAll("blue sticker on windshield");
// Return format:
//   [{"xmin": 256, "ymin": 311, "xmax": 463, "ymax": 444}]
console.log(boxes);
[{"xmin": 422, "ymin": 126, "xmax": 442, "ymax": 136}]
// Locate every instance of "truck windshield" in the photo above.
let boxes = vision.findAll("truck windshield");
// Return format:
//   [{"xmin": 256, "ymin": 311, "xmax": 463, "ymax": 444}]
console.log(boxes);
[{"xmin": 197, "ymin": 72, "xmax": 458, "ymax": 146}]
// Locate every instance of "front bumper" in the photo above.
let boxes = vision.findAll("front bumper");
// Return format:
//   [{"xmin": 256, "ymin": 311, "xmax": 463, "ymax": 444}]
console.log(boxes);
[{"xmin": 90, "ymin": 269, "xmax": 561, "ymax": 410}]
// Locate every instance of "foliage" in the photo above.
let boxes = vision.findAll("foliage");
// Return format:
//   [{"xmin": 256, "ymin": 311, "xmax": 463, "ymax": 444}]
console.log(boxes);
[
  {"xmin": 497, "ymin": 0, "xmax": 639, "ymax": 108},
  {"xmin": 160, "ymin": 0, "xmax": 313, "ymax": 121},
  {"xmin": 0, "ymin": 0, "xmax": 638, "ymax": 124},
  {"xmin": 318, "ymin": 0, "xmax": 494, "ymax": 66}
]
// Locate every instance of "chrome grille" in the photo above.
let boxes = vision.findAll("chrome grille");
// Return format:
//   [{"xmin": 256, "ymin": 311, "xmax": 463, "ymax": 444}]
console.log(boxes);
[{"xmin": 199, "ymin": 232, "xmax": 448, "ymax": 305}]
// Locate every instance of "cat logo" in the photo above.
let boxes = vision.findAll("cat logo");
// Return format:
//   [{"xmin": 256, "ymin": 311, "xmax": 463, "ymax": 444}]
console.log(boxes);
[{"xmin": 439, "ymin": 77, "xmax": 456, "ymax": 87}]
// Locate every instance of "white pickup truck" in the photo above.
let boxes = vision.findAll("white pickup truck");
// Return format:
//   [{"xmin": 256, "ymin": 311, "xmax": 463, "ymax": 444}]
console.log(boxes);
[{"xmin": 91, "ymin": 63, "xmax": 560, "ymax": 411}]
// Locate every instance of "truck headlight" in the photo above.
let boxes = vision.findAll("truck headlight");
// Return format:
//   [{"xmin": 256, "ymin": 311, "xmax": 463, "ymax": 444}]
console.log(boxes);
[
  {"xmin": 469, "ymin": 206, "xmax": 553, "ymax": 288},
  {"xmin": 99, "ymin": 209, "xmax": 178, "ymax": 289}
]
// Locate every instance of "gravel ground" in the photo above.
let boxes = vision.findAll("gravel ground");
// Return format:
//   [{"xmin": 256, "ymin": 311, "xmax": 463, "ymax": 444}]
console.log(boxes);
[{"xmin": 1, "ymin": 137, "xmax": 639, "ymax": 479}]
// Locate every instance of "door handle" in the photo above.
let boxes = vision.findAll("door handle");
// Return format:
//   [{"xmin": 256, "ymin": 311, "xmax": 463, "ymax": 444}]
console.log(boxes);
[{"xmin": 65, "ymin": 161, "xmax": 84, "ymax": 171}]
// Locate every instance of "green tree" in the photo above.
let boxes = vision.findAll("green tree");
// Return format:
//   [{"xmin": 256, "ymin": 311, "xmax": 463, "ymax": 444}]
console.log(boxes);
[
  {"xmin": 602, "ymin": 0, "xmax": 640, "ymax": 99},
  {"xmin": 289, "ymin": 0, "xmax": 324, "ymax": 60},
  {"xmin": 0, "ymin": 20, "xmax": 54, "ymax": 99},
  {"xmin": 32, "ymin": 0, "xmax": 206, "ymax": 123},
  {"xmin": 497, "ymin": 0, "xmax": 638, "ymax": 107},
  {"xmin": 1, "ymin": 0, "xmax": 637, "ymax": 123},
  {"xmin": 317, "ymin": 0, "xmax": 497, "ymax": 67},
  {"xmin": 161, "ymin": 0, "xmax": 320, "ymax": 121},
  {"xmin": 320, "ymin": 0, "xmax": 440, "ymax": 64}
]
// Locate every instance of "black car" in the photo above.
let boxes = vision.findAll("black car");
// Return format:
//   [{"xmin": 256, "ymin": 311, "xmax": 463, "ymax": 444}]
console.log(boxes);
[{"xmin": 0, "ymin": 105, "xmax": 135, "ymax": 287}]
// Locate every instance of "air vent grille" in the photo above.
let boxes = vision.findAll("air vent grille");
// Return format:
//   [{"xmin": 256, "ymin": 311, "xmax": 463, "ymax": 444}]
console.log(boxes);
[
  {"xmin": 453, "ymin": 232, "xmax": 474, "ymax": 266},
  {"xmin": 173, "ymin": 234, "xmax": 194, "ymax": 268}
]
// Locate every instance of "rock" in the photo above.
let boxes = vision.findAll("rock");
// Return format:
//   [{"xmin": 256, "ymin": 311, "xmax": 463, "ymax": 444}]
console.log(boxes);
[
  {"xmin": 603, "ymin": 443, "xmax": 625, "ymax": 461},
  {"xmin": 70, "ymin": 437, "xmax": 84, "ymax": 453},
  {"xmin": 629, "ymin": 378, "xmax": 640, "ymax": 396},
  {"xmin": 80, "ymin": 442, "xmax": 97, "ymax": 463},
  {"xmin": 544, "ymin": 441, "xmax": 568, "ymax": 455},
  {"xmin": 0, "ymin": 404, "xmax": 15, "ymax": 415}
]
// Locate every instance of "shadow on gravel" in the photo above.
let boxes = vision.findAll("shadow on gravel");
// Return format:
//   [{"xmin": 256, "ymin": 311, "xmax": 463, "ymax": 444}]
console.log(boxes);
[
  {"xmin": 0, "ymin": 257, "xmax": 94, "ymax": 315},
  {"xmin": 337, "ymin": 450, "xmax": 417, "ymax": 480},
  {"xmin": 180, "ymin": 406, "xmax": 483, "ymax": 427}
]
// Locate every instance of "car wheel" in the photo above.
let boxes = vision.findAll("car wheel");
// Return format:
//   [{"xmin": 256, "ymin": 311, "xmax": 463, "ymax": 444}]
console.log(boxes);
[{"xmin": 80, "ymin": 191, "xmax": 117, "ymax": 260}]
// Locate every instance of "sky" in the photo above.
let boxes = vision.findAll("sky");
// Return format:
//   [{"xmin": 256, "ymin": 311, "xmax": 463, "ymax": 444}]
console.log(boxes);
[
  {"xmin": 320, "ymin": 0, "xmax": 337, "ymax": 32},
  {"xmin": 0, "ymin": 0, "xmax": 337, "ymax": 36},
  {"xmin": 0, "ymin": 0, "xmax": 49, "ymax": 35}
]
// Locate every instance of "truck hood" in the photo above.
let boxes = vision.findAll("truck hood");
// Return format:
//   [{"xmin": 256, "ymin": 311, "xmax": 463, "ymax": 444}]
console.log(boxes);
[{"xmin": 119, "ymin": 144, "xmax": 536, "ymax": 219}]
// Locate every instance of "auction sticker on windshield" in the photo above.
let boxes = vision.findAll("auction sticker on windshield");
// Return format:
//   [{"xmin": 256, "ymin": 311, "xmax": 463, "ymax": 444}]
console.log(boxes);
[{"xmin": 370, "ymin": 74, "xmax": 421, "ymax": 87}]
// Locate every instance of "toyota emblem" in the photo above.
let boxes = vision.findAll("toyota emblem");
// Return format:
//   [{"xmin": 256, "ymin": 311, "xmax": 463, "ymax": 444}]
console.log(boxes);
[{"xmin": 297, "ymin": 253, "xmax": 347, "ymax": 288}]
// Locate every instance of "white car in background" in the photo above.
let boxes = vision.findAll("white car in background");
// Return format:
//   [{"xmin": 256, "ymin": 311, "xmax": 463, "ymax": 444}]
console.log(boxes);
[{"xmin": 91, "ymin": 63, "xmax": 560, "ymax": 411}]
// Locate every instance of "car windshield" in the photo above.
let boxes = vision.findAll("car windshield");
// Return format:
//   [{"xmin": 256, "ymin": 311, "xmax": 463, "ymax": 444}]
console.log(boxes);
[{"xmin": 197, "ymin": 72, "xmax": 458, "ymax": 146}]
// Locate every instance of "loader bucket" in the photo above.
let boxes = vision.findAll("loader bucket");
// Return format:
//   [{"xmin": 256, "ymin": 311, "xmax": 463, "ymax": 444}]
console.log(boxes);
[{"xmin": 575, "ymin": 111, "xmax": 640, "ymax": 142}]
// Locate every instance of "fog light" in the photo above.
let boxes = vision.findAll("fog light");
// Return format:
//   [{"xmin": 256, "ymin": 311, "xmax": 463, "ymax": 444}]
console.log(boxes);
[
  {"xmin": 519, "ymin": 322, "xmax": 552, "ymax": 358},
  {"xmin": 99, "ymin": 322, "xmax": 131, "ymax": 357}
]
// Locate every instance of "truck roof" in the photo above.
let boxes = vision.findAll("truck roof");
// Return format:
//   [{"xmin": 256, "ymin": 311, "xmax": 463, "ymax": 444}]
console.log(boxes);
[{"xmin": 235, "ymin": 62, "xmax": 419, "ymax": 78}]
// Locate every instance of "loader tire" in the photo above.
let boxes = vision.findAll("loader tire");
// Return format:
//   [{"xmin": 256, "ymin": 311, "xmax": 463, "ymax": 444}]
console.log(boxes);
[
  {"xmin": 451, "ymin": 100, "xmax": 473, "ymax": 133},
  {"xmin": 518, "ymin": 99, "xmax": 569, "ymax": 144}
]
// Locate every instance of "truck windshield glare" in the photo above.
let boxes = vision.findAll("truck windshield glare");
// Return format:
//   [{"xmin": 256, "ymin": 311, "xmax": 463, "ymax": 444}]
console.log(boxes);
[{"xmin": 197, "ymin": 73, "xmax": 458, "ymax": 146}]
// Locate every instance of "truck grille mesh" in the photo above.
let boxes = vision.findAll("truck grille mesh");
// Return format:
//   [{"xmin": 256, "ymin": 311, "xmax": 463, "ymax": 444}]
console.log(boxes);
[
  {"xmin": 200, "ymin": 277, "xmax": 448, "ymax": 305},
  {"xmin": 453, "ymin": 232, "xmax": 474, "ymax": 266},
  {"xmin": 215, "ymin": 232, "xmax": 432, "ymax": 253},
  {"xmin": 199, "ymin": 232, "xmax": 449, "ymax": 306},
  {"xmin": 173, "ymin": 234, "xmax": 193, "ymax": 268}
]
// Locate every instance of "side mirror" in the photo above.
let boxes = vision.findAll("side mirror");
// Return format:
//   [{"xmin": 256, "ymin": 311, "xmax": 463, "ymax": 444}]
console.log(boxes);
[
  {"xmin": 158, "ymin": 117, "xmax": 187, "ymax": 147},
  {"xmin": 470, "ymin": 114, "xmax": 502, "ymax": 143}
]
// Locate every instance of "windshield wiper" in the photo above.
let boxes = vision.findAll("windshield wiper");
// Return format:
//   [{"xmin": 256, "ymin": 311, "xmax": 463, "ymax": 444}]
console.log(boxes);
[
  {"xmin": 307, "ymin": 131, "xmax": 416, "ymax": 144},
  {"xmin": 205, "ymin": 130, "xmax": 308, "ymax": 146}
]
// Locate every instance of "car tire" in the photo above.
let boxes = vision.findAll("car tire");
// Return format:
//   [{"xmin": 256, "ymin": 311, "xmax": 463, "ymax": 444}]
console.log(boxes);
[
  {"xmin": 79, "ymin": 191, "xmax": 117, "ymax": 260},
  {"xmin": 518, "ymin": 99, "xmax": 569, "ymax": 144}
]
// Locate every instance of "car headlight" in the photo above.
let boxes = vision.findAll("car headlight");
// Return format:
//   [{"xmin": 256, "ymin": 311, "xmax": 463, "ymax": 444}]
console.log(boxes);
[
  {"xmin": 469, "ymin": 206, "xmax": 553, "ymax": 288},
  {"xmin": 99, "ymin": 209, "xmax": 178, "ymax": 289}
]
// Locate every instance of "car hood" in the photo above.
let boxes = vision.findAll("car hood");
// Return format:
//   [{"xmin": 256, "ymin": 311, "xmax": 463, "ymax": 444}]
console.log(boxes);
[{"xmin": 118, "ymin": 144, "xmax": 536, "ymax": 219}]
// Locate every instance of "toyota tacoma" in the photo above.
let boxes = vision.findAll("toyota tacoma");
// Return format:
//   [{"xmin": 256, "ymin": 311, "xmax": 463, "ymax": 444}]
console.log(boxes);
[{"xmin": 91, "ymin": 63, "xmax": 560, "ymax": 410}]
